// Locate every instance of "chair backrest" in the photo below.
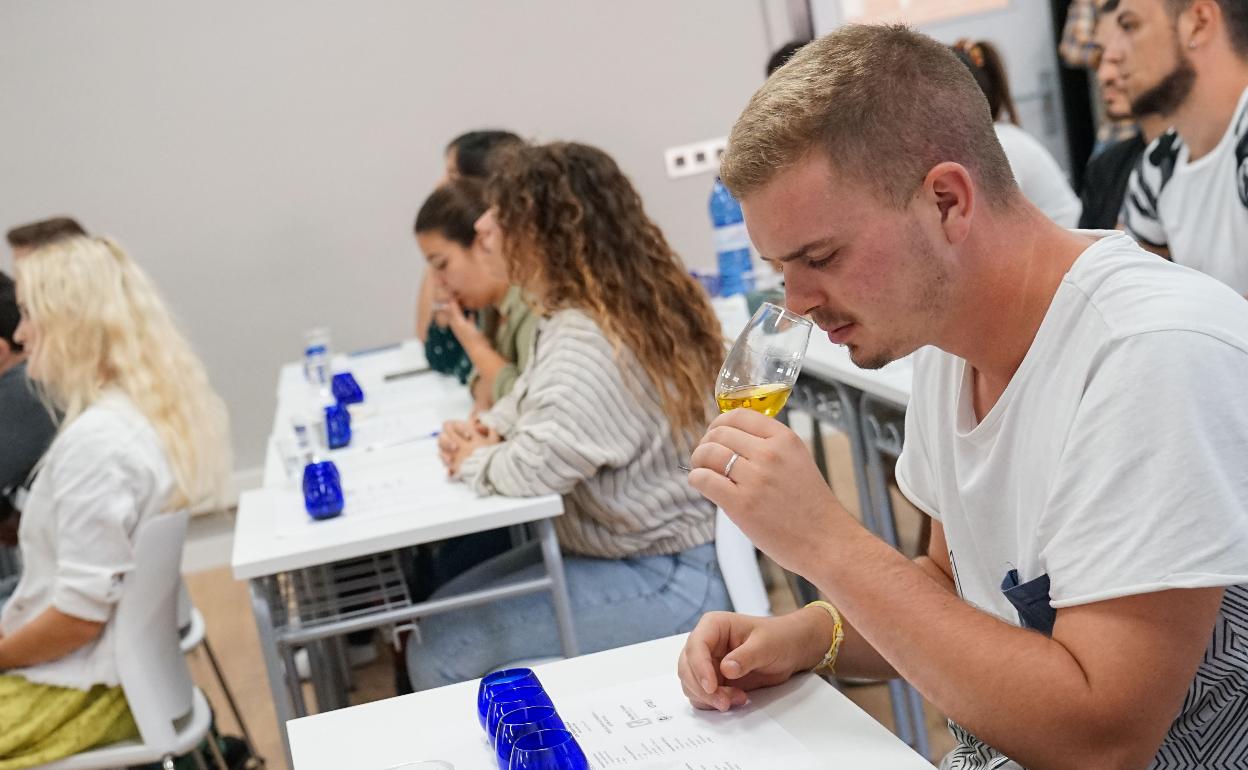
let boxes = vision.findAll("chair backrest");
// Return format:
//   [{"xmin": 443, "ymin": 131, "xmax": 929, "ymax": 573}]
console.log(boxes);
[
  {"xmin": 113, "ymin": 510, "xmax": 193, "ymax": 751},
  {"xmin": 714, "ymin": 507, "xmax": 771, "ymax": 616}
]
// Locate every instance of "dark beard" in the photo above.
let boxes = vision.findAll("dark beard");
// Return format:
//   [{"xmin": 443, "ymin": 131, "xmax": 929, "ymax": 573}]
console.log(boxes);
[{"xmin": 1130, "ymin": 49, "xmax": 1196, "ymax": 118}]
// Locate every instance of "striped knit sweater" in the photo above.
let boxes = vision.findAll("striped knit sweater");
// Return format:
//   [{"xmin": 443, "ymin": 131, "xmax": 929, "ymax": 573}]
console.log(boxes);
[{"xmin": 458, "ymin": 309, "xmax": 716, "ymax": 559}]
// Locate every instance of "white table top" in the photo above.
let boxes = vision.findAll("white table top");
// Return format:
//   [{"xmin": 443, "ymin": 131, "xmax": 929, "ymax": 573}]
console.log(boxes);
[
  {"xmin": 232, "ymin": 340, "xmax": 563, "ymax": 581},
  {"xmin": 801, "ymin": 334, "xmax": 913, "ymax": 409},
  {"xmin": 287, "ymin": 634, "xmax": 933, "ymax": 770}
]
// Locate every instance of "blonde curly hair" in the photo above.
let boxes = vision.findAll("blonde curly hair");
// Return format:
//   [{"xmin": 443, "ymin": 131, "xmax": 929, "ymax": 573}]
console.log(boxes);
[{"xmin": 16, "ymin": 236, "xmax": 231, "ymax": 511}]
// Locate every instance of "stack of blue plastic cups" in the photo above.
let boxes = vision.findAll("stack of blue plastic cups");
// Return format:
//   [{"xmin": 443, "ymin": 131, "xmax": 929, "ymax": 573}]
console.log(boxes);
[
  {"xmin": 476, "ymin": 668, "xmax": 589, "ymax": 769},
  {"xmin": 299, "ymin": 354, "xmax": 367, "ymax": 521}
]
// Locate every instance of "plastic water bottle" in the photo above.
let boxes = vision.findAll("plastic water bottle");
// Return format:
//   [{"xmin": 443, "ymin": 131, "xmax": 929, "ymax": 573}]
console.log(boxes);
[
  {"xmin": 709, "ymin": 177, "xmax": 755, "ymax": 297},
  {"xmin": 300, "ymin": 328, "xmax": 338, "ymax": 451},
  {"xmin": 302, "ymin": 326, "xmax": 332, "ymax": 384}
]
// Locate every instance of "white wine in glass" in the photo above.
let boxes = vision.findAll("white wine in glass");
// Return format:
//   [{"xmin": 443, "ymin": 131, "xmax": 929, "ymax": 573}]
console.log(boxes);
[{"xmin": 715, "ymin": 302, "xmax": 813, "ymax": 417}]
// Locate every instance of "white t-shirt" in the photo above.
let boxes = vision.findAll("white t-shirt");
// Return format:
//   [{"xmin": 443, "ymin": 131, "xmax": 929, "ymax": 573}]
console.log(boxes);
[
  {"xmin": 0, "ymin": 391, "xmax": 174, "ymax": 690},
  {"xmin": 994, "ymin": 123, "xmax": 1082, "ymax": 228},
  {"xmin": 1123, "ymin": 86, "xmax": 1248, "ymax": 294},
  {"xmin": 896, "ymin": 232, "xmax": 1248, "ymax": 769}
]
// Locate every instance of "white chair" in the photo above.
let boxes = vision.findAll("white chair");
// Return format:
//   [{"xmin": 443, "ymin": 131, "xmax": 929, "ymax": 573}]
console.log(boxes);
[
  {"xmin": 715, "ymin": 507, "xmax": 771, "ymax": 616},
  {"xmin": 178, "ymin": 583, "xmax": 261, "ymax": 765},
  {"xmin": 37, "ymin": 510, "xmax": 228, "ymax": 770}
]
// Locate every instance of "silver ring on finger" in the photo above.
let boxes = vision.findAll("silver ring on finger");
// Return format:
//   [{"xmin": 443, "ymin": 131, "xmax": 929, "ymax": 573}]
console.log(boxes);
[{"xmin": 723, "ymin": 452, "xmax": 740, "ymax": 479}]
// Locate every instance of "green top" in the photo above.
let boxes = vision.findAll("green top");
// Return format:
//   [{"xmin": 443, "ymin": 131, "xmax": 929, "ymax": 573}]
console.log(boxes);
[{"xmin": 469, "ymin": 285, "xmax": 539, "ymax": 403}]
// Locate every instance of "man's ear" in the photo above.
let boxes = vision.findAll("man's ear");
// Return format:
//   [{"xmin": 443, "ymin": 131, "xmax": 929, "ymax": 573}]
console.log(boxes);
[
  {"xmin": 922, "ymin": 161, "xmax": 976, "ymax": 246},
  {"xmin": 0, "ymin": 338, "xmax": 12, "ymax": 360}
]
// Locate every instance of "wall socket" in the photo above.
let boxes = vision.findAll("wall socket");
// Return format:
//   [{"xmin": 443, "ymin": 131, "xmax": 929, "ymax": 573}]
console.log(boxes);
[{"xmin": 664, "ymin": 136, "xmax": 728, "ymax": 179}]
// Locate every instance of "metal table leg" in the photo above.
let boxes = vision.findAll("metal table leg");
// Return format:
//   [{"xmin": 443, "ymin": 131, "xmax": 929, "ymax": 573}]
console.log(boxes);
[
  {"xmin": 249, "ymin": 577, "xmax": 297, "ymax": 769},
  {"xmin": 536, "ymin": 517, "xmax": 579, "ymax": 658}
]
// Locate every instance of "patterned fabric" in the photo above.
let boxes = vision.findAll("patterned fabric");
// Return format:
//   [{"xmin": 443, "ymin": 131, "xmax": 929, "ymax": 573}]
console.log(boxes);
[
  {"xmin": 1058, "ymin": 0, "xmax": 1099, "ymax": 68},
  {"xmin": 938, "ymin": 585, "xmax": 1248, "ymax": 769},
  {"xmin": 0, "ymin": 674, "xmax": 137, "ymax": 769},
  {"xmin": 423, "ymin": 321, "xmax": 472, "ymax": 384}
]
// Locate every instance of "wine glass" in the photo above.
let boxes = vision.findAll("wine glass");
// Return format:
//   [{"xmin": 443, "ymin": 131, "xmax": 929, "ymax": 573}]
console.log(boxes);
[{"xmin": 715, "ymin": 301, "xmax": 813, "ymax": 417}]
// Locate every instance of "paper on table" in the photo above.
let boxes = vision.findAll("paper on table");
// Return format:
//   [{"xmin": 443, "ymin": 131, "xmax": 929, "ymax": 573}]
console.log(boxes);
[
  {"xmin": 556, "ymin": 675, "xmax": 820, "ymax": 770},
  {"xmin": 343, "ymin": 408, "xmax": 445, "ymax": 451}
]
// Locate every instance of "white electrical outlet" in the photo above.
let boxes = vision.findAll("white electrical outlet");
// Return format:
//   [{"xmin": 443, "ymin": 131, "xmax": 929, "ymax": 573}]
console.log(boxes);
[{"xmin": 664, "ymin": 136, "xmax": 729, "ymax": 179}]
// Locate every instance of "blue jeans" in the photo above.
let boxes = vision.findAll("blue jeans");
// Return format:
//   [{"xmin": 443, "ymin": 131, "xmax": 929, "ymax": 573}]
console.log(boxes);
[{"xmin": 406, "ymin": 540, "xmax": 730, "ymax": 690}]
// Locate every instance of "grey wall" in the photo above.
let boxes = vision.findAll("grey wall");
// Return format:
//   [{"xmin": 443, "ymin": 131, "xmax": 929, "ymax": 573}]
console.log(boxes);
[{"xmin": 0, "ymin": 0, "xmax": 771, "ymax": 487}]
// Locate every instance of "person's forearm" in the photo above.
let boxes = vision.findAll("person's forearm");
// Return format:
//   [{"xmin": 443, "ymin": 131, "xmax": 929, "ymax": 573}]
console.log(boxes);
[
  {"xmin": 830, "ymin": 554, "xmax": 955, "ymax": 680},
  {"xmin": 459, "ymin": 335, "xmax": 507, "ymax": 396},
  {"xmin": 0, "ymin": 607, "xmax": 104, "ymax": 669},
  {"xmin": 802, "ymin": 526, "xmax": 1143, "ymax": 770}
]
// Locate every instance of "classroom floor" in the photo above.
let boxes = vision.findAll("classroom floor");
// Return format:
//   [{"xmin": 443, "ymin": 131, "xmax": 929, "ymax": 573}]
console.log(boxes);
[{"xmin": 184, "ymin": 427, "xmax": 955, "ymax": 769}]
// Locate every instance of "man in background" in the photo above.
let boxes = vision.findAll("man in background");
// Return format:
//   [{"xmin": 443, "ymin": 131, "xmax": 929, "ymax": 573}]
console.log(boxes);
[
  {"xmin": 1078, "ymin": 4, "xmax": 1171, "ymax": 229},
  {"xmin": 1104, "ymin": 0, "xmax": 1248, "ymax": 293}
]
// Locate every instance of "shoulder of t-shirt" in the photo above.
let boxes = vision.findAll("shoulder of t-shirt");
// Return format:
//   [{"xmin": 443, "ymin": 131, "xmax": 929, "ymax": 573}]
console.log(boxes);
[
  {"xmin": 1131, "ymin": 130, "xmax": 1182, "ymax": 197},
  {"xmin": 1122, "ymin": 130, "xmax": 1183, "ymax": 245},
  {"xmin": 1067, "ymin": 233, "xmax": 1248, "ymax": 351}
]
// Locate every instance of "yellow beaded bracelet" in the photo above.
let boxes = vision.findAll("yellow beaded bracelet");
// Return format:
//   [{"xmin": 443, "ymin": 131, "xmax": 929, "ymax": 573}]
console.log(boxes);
[{"xmin": 805, "ymin": 600, "xmax": 845, "ymax": 674}]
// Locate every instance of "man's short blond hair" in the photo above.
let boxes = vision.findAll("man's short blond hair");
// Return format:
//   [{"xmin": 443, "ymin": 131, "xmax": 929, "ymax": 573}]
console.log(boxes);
[{"xmin": 721, "ymin": 24, "xmax": 1018, "ymax": 208}]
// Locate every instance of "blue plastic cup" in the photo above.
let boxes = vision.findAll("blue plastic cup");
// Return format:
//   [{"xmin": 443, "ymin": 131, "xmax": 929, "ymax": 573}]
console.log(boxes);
[
  {"xmin": 487, "ymin": 685, "xmax": 554, "ymax": 740},
  {"xmin": 324, "ymin": 404, "xmax": 352, "ymax": 449},
  {"xmin": 302, "ymin": 460, "xmax": 344, "ymax": 520},
  {"xmin": 508, "ymin": 729, "xmax": 589, "ymax": 770},
  {"xmin": 495, "ymin": 707, "xmax": 565, "ymax": 770},
  {"xmin": 477, "ymin": 669, "xmax": 542, "ymax": 732},
  {"xmin": 331, "ymin": 371, "xmax": 365, "ymax": 405}
]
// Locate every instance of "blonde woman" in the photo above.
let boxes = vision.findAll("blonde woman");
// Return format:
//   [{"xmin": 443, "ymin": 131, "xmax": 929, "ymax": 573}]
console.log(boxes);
[{"xmin": 0, "ymin": 236, "xmax": 230, "ymax": 768}]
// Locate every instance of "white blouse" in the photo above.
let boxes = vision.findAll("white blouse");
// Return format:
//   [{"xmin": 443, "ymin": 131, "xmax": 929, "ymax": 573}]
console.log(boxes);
[{"xmin": 0, "ymin": 391, "xmax": 174, "ymax": 690}]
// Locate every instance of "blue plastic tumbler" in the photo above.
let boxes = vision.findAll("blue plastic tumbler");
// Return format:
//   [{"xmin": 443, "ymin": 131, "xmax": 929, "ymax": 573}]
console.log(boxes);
[
  {"xmin": 331, "ymin": 371, "xmax": 364, "ymax": 405},
  {"xmin": 487, "ymin": 685, "xmax": 554, "ymax": 740},
  {"xmin": 495, "ymin": 707, "xmax": 565, "ymax": 770},
  {"xmin": 302, "ymin": 460, "xmax": 344, "ymax": 520},
  {"xmin": 508, "ymin": 729, "xmax": 589, "ymax": 770},
  {"xmin": 477, "ymin": 669, "xmax": 542, "ymax": 732},
  {"xmin": 324, "ymin": 403, "xmax": 352, "ymax": 449}
]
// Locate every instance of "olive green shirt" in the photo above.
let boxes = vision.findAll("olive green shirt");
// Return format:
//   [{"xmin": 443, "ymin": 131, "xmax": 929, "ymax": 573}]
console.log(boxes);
[{"xmin": 468, "ymin": 285, "xmax": 539, "ymax": 403}]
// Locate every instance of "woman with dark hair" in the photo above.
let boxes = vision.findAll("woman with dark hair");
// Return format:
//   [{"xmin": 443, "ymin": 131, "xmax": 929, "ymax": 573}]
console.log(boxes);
[
  {"xmin": 953, "ymin": 40, "xmax": 1082, "ymax": 227},
  {"xmin": 407, "ymin": 142, "xmax": 732, "ymax": 688},
  {"xmin": 442, "ymin": 129, "xmax": 523, "ymax": 181},
  {"xmin": 416, "ymin": 130, "xmax": 524, "ymax": 379},
  {"xmin": 415, "ymin": 177, "xmax": 537, "ymax": 408}
]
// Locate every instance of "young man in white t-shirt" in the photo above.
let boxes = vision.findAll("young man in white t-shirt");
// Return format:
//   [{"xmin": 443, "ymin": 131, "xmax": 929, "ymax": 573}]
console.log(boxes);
[
  {"xmin": 1102, "ymin": 0, "xmax": 1248, "ymax": 294},
  {"xmin": 676, "ymin": 24, "xmax": 1248, "ymax": 770}
]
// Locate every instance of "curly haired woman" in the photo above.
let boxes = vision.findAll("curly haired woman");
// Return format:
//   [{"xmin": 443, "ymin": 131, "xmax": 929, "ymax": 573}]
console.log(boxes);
[
  {"xmin": 408, "ymin": 142, "xmax": 732, "ymax": 688},
  {"xmin": 0, "ymin": 236, "xmax": 229, "ymax": 768}
]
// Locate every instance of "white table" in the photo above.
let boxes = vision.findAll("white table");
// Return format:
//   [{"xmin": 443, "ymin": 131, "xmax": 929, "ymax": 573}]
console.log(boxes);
[
  {"xmin": 233, "ymin": 342, "xmax": 579, "ymax": 767},
  {"xmin": 287, "ymin": 634, "xmax": 933, "ymax": 770}
]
